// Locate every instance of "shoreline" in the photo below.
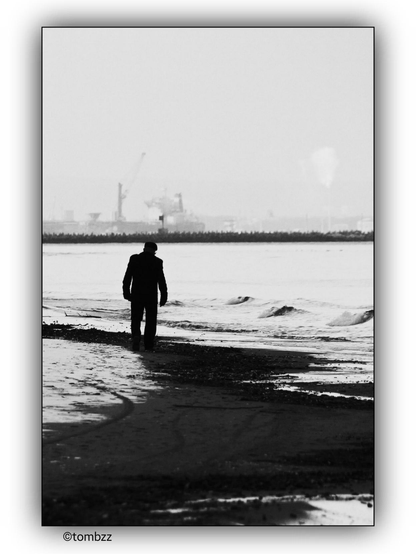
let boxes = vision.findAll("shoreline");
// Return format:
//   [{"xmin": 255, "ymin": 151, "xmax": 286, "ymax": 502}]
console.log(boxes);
[
  {"xmin": 42, "ymin": 323, "xmax": 373, "ymax": 404},
  {"xmin": 42, "ymin": 324, "xmax": 374, "ymax": 525}
]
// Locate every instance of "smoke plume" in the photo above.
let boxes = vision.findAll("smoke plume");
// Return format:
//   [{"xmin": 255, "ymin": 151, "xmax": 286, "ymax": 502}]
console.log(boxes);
[{"xmin": 311, "ymin": 147, "xmax": 339, "ymax": 188}]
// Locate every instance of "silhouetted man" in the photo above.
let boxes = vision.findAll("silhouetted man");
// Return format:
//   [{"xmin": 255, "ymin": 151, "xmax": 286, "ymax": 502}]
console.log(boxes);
[{"xmin": 123, "ymin": 242, "xmax": 168, "ymax": 351}]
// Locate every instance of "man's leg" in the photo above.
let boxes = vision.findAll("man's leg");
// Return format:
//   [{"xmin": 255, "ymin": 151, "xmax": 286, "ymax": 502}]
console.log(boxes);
[
  {"xmin": 131, "ymin": 301, "xmax": 144, "ymax": 351},
  {"xmin": 143, "ymin": 300, "xmax": 158, "ymax": 350}
]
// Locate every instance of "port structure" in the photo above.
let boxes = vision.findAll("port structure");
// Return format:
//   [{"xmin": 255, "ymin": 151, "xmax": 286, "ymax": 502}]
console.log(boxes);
[{"xmin": 116, "ymin": 152, "xmax": 146, "ymax": 221}]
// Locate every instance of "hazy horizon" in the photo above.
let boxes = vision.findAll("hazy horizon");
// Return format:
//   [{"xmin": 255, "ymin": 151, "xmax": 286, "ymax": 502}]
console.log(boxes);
[{"xmin": 42, "ymin": 27, "xmax": 374, "ymax": 223}]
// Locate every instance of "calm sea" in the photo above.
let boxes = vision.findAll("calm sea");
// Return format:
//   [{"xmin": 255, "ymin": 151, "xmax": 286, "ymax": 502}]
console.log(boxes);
[
  {"xmin": 42, "ymin": 242, "xmax": 373, "ymax": 427},
  {"xmin": 43, "ymin": 241, "xmax": 373, "ymax": 339}
]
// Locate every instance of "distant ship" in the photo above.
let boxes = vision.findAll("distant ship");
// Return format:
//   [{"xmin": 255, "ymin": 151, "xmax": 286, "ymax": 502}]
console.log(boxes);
[{"xmin": 144, "ymin": 191, "xmax": 205, "ymax": 232}]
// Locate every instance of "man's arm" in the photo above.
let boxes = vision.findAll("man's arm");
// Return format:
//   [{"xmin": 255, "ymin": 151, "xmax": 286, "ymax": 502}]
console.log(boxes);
[
  {"xmin": 158, "ymin": 262, "xmax": 168, "ymax": 306},
  {"xmin": 122, "ymin": 258, "xmax": 133, "ymax": 301}
]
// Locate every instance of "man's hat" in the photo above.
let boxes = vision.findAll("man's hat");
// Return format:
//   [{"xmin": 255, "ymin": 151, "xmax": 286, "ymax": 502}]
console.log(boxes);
[{"xmin": 144, "ymin": 241, "xmax": 158, "ymax": 252}]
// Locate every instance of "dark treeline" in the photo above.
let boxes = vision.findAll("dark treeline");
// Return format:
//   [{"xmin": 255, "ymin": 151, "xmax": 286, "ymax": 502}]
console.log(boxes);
[{"xmin": 43, "ymin": 230, "xmax": 373, "ymax": 244}]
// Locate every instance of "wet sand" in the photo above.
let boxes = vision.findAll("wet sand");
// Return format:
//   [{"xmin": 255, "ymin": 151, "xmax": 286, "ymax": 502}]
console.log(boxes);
[{"xmin": 42, "ymin": 324, "xmax": 374, "ymax": 526}]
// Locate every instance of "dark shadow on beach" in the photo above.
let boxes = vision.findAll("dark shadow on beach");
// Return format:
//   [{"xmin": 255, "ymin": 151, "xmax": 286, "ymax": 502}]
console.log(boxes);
[{"xmin": 42, "ymin": 324, "xmax": 373, "ymax": 526}]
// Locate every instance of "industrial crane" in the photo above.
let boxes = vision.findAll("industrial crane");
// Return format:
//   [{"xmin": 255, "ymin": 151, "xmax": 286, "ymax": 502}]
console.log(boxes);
[{"xmin": 116, "ymin": 152, "xmax": 146, "ymax": 221}]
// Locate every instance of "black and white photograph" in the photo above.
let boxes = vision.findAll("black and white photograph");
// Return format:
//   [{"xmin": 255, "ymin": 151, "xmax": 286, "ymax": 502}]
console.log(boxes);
[{"xmin": 41, "ymin": 26, "xmax": 374, "ymax": 527}]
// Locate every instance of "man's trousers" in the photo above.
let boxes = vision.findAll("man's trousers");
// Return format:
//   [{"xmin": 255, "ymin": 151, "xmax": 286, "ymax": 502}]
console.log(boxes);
[{"xmin": 131, "ymin": 299, "xmax": 158, "ymax": 350}]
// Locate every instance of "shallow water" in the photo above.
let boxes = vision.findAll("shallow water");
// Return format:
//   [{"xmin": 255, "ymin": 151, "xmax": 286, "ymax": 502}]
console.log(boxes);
[
  {"xmin": 43, "ymin": 339, "xmax": 162, "ymax": 434},
  {"xmin": 152, "ymin": 493, "xmax": 374, "ymax": 525}
]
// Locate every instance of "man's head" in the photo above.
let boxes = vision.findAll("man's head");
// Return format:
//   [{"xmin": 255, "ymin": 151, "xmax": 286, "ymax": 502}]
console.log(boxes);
[{"xmin": 143, "ymin": 241, "xmax": 158, "ymax": 254}]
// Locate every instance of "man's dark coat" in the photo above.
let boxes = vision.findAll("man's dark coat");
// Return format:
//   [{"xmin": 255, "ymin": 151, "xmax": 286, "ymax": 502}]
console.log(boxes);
[{"xmin": 123, "ymin": 252, "xmax": 168, "ymax": 303}]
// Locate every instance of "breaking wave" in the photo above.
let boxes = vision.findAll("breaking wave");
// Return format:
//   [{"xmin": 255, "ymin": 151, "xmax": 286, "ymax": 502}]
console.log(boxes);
[
  {"xmin": 226, "ymin": 296, "xmax": 254, "ymax": 305},
  {"xmin": 166, "ymin": 300, "xmax": 185, "ymax": 307},
  {"xmin": 328, "ymin": 310, "xmax": 374, "ymax": 327},
  {"xmin": 258, "ymin": 305, "xmax": 301, "ymax": 318},
  {"xmin": 159, "ymin": 320, "xmax": 257, "ymax": 334}
]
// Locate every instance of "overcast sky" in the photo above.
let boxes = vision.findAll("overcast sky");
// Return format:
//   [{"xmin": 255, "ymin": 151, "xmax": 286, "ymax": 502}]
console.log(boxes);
[{"xmin": 42, "ymin": 27, "xmax": 373, "ymax": 221}]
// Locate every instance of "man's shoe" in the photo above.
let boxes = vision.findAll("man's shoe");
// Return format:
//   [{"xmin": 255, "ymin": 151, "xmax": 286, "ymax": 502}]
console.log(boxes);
[{"xmin": 132, "ymin": 336, "xmax": 141, "ymax": 351}]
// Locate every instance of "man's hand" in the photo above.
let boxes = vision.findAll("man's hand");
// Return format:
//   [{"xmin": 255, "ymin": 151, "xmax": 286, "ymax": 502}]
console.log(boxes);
[
  {"xmin": 123, "ymin": 292, "xmax": 131, "ymax": 301},
  {"xmin": 160, "ymin": 294, "xmax": 167, "ymax": 307}
]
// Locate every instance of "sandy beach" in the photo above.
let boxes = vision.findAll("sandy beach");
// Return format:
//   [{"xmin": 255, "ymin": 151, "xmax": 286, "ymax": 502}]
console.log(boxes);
[{"xmin": 42, "ymin": 324, "xmax": 373, "ymax": 526}]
